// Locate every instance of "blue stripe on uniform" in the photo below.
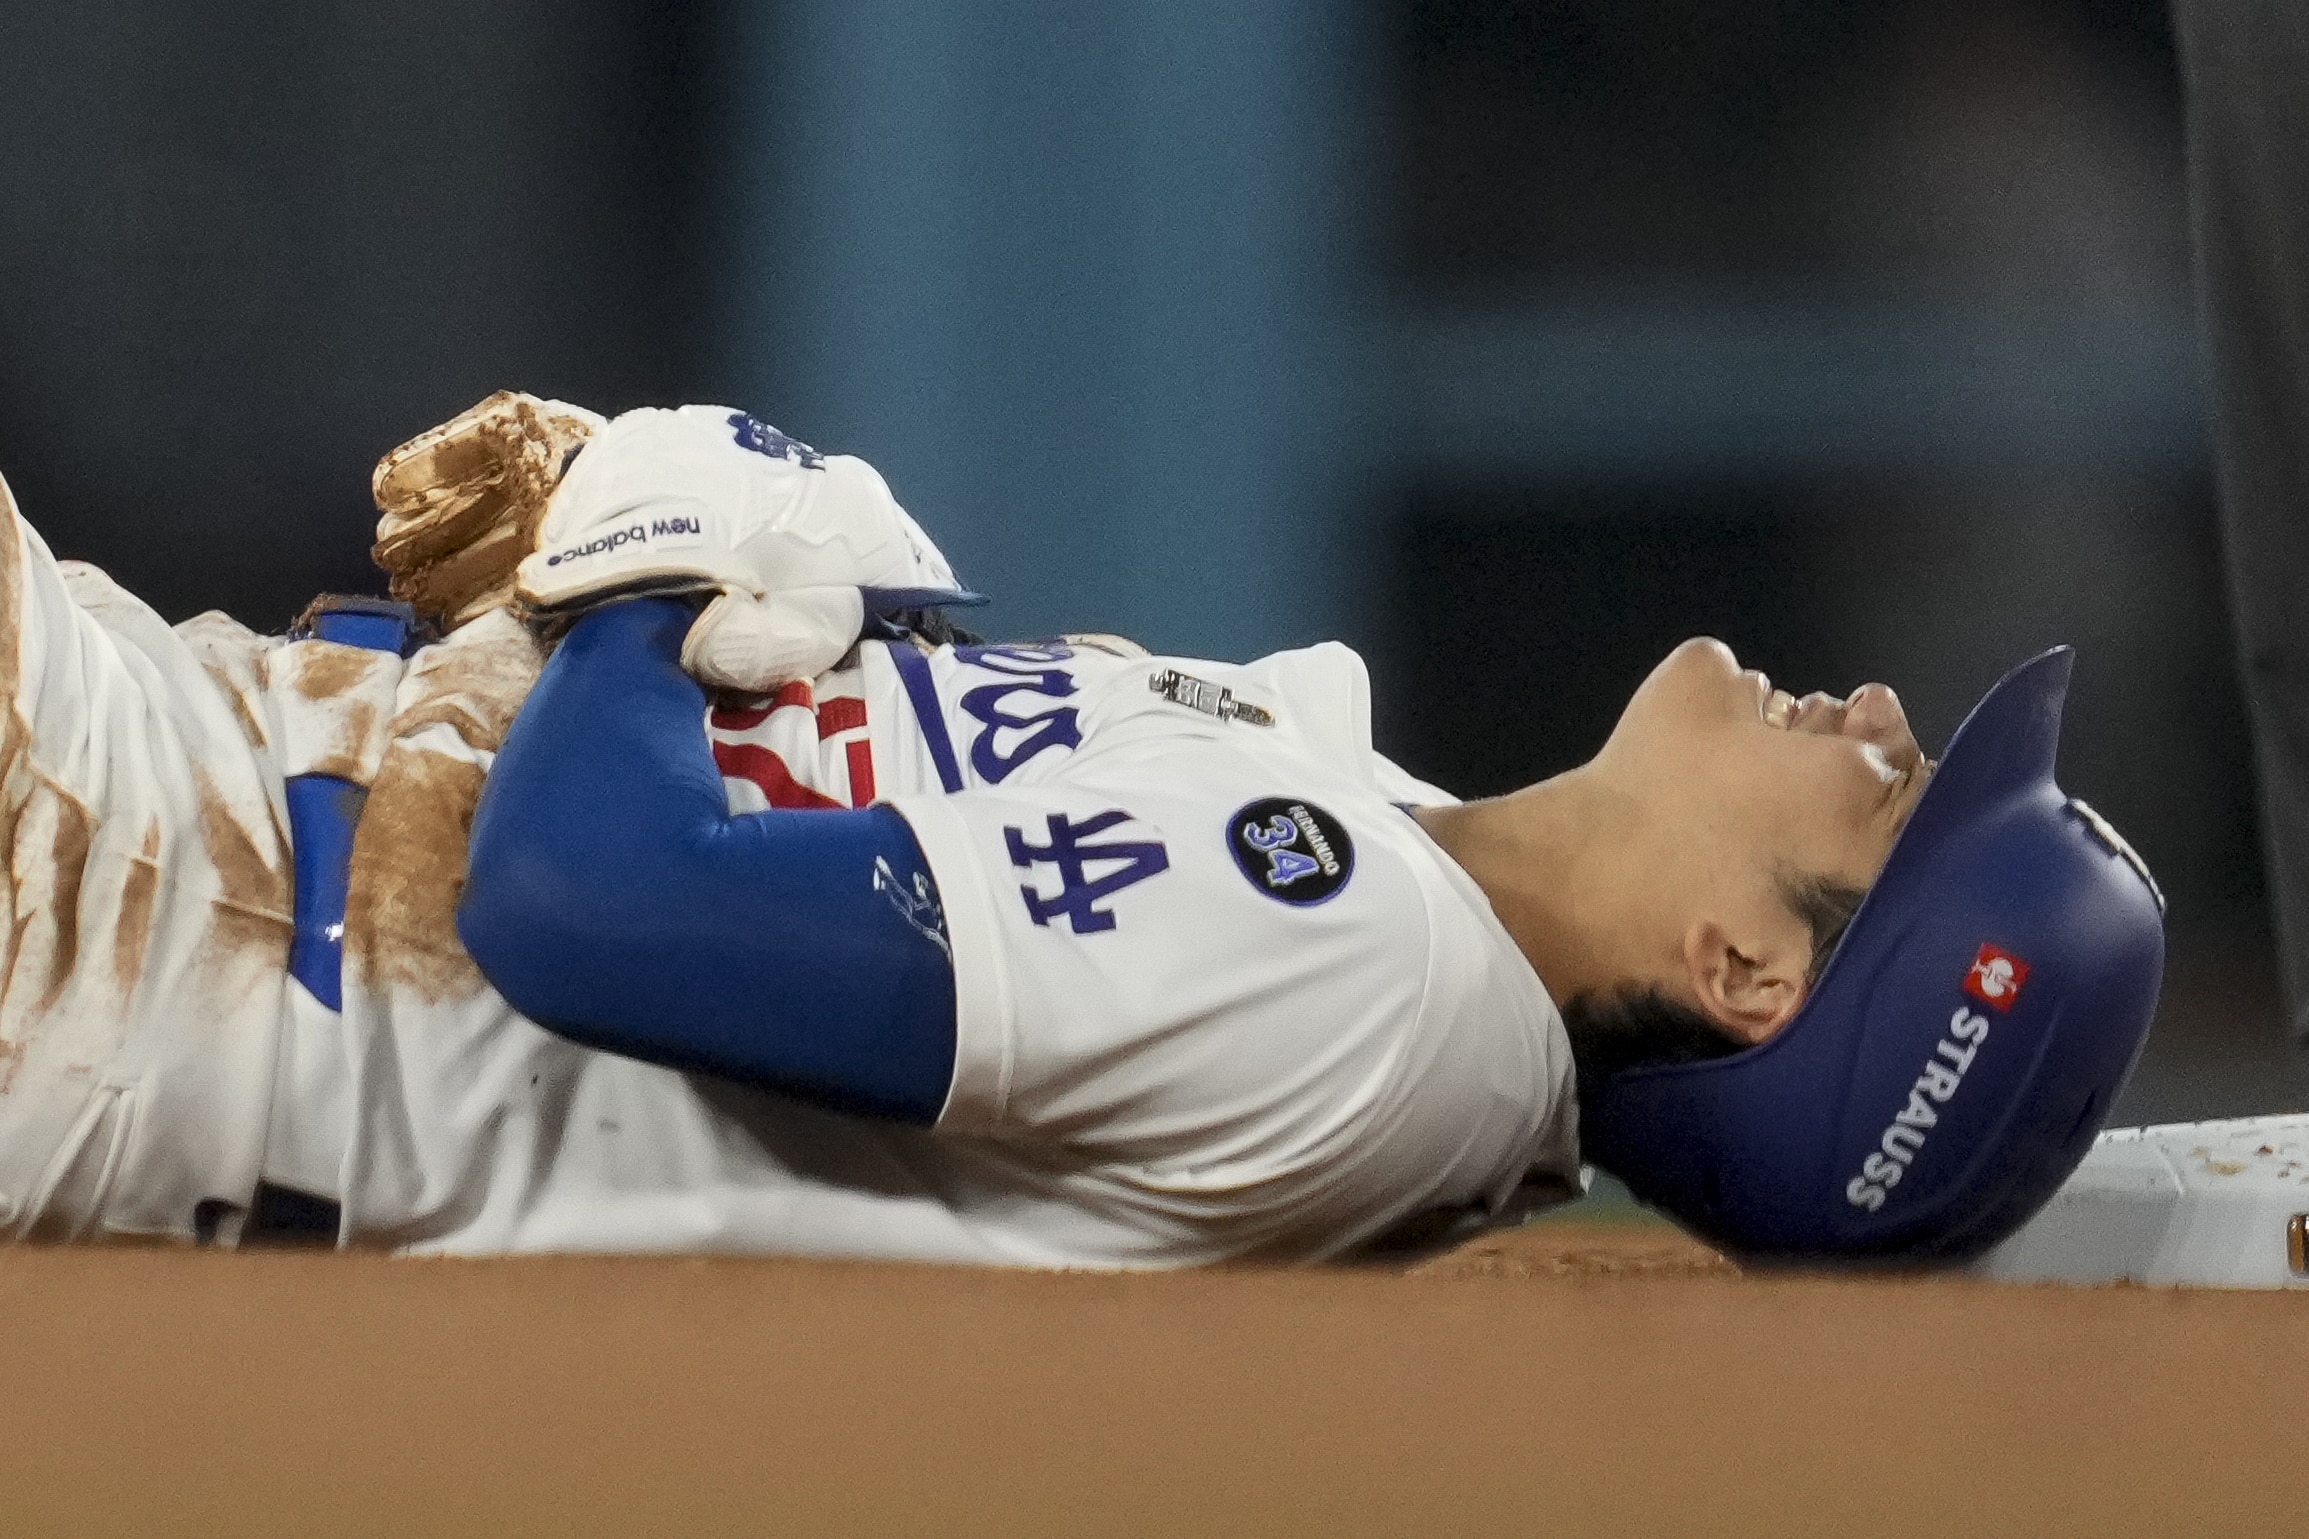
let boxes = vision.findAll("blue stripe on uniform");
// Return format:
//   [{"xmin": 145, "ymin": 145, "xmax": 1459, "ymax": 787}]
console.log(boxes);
[
  {"xmin": 889, "ymin": 643, "xmax": 965, "ymax": 793},
  {"xmin": 285, "ymin": 774, "xmax": 365, "ymax": 1011},
  {"xmin": 284, "ymin": 598, "xmax": 416, "ymax": 1012}
]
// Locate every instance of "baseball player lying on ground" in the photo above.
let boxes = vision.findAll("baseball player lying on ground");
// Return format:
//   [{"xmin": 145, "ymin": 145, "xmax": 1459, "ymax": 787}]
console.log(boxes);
[{"xmin": 0, "ymin": 394, "xmax": 2165, "ymax": 1270}]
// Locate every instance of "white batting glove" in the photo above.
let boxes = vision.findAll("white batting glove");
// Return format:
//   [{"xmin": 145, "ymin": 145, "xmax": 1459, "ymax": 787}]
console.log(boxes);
[
  {"xmin": 515, "ymin": 405, "xmax": 971, "ymax": 614},
  {"xmin": 679, "ymin": 585, "xmax": 866, "ymax": 693}
]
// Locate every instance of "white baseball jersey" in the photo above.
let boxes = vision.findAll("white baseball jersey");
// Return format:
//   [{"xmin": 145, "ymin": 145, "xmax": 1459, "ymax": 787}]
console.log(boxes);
[
  {"xmin": 0, "ymin": 471, "xmax": 1579, "ymax": 1267},
  {"xmin": 337, "ymin": 633, "xmax": 1579, "ymax": 1266}
]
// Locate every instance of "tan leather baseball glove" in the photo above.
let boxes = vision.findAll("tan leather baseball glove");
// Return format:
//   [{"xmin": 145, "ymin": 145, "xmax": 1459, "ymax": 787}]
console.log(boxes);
[{"xmin": 371, "ymin": 391, "xmax": 605, "ymax": 629}]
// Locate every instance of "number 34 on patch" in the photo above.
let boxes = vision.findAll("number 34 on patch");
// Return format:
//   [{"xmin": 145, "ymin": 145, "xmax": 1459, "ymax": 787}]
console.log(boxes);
[{"xmin": 1227, "ymin": 797, "xmax": 1355, "ymax": 908}]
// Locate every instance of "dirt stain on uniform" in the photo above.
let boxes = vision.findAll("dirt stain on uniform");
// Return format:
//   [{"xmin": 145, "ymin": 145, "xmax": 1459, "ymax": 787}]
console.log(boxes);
[
  {"xmin": 344, "ymin": 744, "xmax": 488, "ymax": 1002},
  {"xmin": 178, "ymin": 611, "xmax": 277, "ymax": 756},
  {"xmin": 273, "ymin": 640, "xmax": 401, "ymax": 784},
  {"xmin": 35, "ymin": 794, "xmax": 93, "ymax": 1014},
  {"xmin": 198, "ymin": 662, "xmax": 268, "ymax": 754},
  {"xmin": 391, "ymin": 621, "xmax": 544, "ymax": 753},
  {"xmin": 113, "ymin": 821, "xmax": 162, "ymax": 1001},
  {"xmin": 193, "ymin": 768, "xmax": 291, "ymax": 961},
  {"xmin": 0, "ymin": 489, "xmax": 52, "ymax": 1034},
  {"xmin": 0, "ymin": 476, "xmax": 26, "ymax": 821},
  {"xmin": 299, "ymin": 700, "xmax": 380, "ymax": 784},
  {"xmin": 0, "ymin": 710, "xmax": 31, "ymax": 995},
  {"xmin": 344, "ymin": 615, "xmax": 544, "ymax": 1003},
  {"xmin": 291, "ymin": 644, "xmax": 381, "ymax": 704}
]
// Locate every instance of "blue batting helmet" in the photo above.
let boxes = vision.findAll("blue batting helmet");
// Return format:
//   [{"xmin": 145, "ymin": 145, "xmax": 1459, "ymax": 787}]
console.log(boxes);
[{"xmin": 1578, "ymin": 647, "xmax": 2165, "ymax": 1262}]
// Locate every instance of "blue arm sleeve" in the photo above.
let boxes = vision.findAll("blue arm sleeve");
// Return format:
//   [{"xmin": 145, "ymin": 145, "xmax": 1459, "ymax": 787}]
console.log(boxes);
[{"xmin": 457, "ymin": 598, "xmax": 959, "ymax": 1124}]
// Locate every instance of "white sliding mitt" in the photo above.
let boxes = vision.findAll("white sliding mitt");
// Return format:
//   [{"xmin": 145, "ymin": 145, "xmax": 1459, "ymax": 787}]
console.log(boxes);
[
  {"xmin": 515, "ymin": 405, "xmax": 977, "ymax": 615},
  {"xmin": 679, "ymin": 586, "xmax": 868, "ymax": 693}
]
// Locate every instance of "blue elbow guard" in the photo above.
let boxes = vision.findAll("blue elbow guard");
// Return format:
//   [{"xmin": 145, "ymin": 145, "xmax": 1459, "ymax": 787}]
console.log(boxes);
[{"xmin": 460, "ymin": 599, "xmax": 959, "ymax": 1124}]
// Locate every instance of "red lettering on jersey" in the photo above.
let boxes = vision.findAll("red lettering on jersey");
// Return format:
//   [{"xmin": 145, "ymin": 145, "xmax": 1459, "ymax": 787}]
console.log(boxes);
[
  {"xmin": 817, "ymin": 696, "xmax": 868, "ymax": 739},
  {"xmin": 845, "ymin": 738, "xmax": 876, "ymax": 806},
  {"xmin": 711, "ymin": 741, "xmax": 844, "ymax": 811},
  {"xmin": 1962, "ymin": 943, "xmax": 2031, "ymax": 1011},
  {"xmin": 710, "ymin": 700, "xmax": 772, "ymax": 733},
  {"xmin": 710, "ymin": 680, "xmax": 817, "ymax": 735}
]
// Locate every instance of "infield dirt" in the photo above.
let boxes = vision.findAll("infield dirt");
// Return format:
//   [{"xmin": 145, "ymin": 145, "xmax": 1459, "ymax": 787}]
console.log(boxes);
[{"xmin": 1, "ymin": 1213, "xmax": 2299, "ymax": 1537}]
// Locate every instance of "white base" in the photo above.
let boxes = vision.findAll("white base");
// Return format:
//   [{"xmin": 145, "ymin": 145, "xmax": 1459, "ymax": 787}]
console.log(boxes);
[{"xmin": 1970, "ymin": 1113, "xmax": 2309, "ymax": 1287}]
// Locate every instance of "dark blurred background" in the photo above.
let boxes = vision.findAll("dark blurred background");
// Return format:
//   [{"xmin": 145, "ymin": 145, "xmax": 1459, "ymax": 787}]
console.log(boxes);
[{"xmin": 0, "ymin": 0, "xmax": 2292, "ymax": 1120}]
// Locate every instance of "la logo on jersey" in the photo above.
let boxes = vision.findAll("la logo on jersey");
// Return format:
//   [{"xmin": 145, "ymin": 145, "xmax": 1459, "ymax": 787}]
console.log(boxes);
[{"xmin": 1962, "ymin": 942, "xmax": 2030, "ymax": 1011}]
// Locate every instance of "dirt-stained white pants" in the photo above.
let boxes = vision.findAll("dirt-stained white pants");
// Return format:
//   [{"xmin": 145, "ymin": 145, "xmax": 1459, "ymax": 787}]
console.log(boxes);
[{"xmin": 0, "ymin": 471, "xmax": 301, "ymax": 1241}]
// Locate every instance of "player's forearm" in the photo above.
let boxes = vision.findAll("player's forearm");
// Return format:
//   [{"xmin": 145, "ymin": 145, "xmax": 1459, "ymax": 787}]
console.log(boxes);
[{"xmin": 459, "ymin": 598, "xmax": 958, "ymax": 1122}]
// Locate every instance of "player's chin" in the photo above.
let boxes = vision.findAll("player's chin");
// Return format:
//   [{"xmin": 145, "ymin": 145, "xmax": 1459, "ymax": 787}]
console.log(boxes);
[
  {"xmin": 1660, "ymin": 636, "xmax": 1742, "ymax": 677},
  {"xmin": 1624, "ymin": 638, "xmax": 1747, "ymax": 720}
]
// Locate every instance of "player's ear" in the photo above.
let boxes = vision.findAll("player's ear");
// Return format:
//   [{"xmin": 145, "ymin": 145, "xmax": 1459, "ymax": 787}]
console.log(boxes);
[{"xmin": 1680, "ymin": 919, "xmax": 1807, "ymax": 1045}]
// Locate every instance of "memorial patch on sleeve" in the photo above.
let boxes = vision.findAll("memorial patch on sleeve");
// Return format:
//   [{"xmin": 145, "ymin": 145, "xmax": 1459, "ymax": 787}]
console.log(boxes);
[{"xmin": 1227, "ymin": 797, "xmax": 1354, "ymax": 906}]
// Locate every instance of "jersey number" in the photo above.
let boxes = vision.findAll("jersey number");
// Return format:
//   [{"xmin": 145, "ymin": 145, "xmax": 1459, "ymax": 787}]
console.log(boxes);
[
  {"xmin": 957, "ymin": 643, "xmax": 1081, "ymax": 784},
  {"xmin": 1005, "ymin": 810, "xmax": 1170, "ymax": 933},
  {"xmin": 1244, "ymin": 813, "xmax": 1320, "ymax": 887}
]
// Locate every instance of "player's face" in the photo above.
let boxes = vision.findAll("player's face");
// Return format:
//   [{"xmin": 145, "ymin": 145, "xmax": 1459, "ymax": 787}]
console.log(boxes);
[
  {"xmin": 1595, "ymin": 638, "xmax": 1932, "ymax": 1019},
  {"xmin": 1609, "ymin": 637, "xmax": 1930, "ymax": 882}
]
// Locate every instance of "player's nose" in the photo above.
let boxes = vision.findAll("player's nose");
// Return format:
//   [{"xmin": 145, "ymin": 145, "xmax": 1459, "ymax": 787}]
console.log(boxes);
[
  {"xmin": 1786, "ymin": 691, "xmax": 1846, "ymax": 732},
  {"xmin": 1842, "ymin": 682, "xmax": 1924, "ymax": 772}
]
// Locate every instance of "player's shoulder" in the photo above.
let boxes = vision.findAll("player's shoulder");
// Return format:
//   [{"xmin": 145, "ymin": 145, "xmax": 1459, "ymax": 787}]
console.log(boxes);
[{"xmin": 1095, "ymin": 636, "xmax": 1383, "ymax": 771}]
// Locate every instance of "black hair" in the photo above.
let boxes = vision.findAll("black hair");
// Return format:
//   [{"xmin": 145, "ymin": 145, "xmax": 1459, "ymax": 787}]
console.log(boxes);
[
  {"xmin": 894, "ymin": 607, "xmax": 984, "ymax": 648},
  {"xmin": 1564, "ymin": 869, "xmax": 1867, "ymax": 1096}
]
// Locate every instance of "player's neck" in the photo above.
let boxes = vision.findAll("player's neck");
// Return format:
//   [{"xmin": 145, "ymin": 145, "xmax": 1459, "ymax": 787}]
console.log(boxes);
[{"xmin": 1412, "ymin": 769, "xmax": 1661, "ymax": 1010}]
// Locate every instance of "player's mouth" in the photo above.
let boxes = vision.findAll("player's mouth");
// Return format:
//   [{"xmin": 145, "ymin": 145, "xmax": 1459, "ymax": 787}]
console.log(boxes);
[
  {"xmin": 1746, "ymin": 668, "xmax": 1799, "ymax": 729},
  {"xmin": 1751, "ymin": 669, "xmax": 1869, "ymax": 735}
]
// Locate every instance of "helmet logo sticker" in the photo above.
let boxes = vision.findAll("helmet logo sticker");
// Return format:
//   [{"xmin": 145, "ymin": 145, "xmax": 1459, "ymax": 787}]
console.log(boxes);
[
  {"xmin": 1963, "ymin": 943, "xmax": 2030, "ymax": 1011},
  {"xmin": 1844, "ymin": 1006, "xmax": 1994, "ymax": 1212}
]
